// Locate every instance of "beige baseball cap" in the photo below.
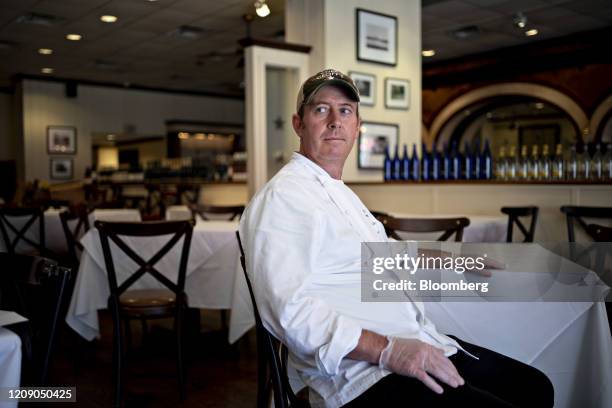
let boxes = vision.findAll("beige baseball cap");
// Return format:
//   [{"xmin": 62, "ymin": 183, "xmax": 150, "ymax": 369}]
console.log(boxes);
[{"xmin": 296, "ymin": 69, "xmax": 360, "ymax": 113}]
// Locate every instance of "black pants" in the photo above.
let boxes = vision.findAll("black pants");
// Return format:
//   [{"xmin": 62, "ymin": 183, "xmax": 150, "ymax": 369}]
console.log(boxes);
[{"xmin": 344, "ymin": 336, "xmax": 554, "ymax": 408}]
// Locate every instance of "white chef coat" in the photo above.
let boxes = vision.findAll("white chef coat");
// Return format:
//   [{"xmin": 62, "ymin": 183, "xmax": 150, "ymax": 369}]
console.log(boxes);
[{"xmin": 239, "ymin": 152, "xmax": 462, "ymax": 408}]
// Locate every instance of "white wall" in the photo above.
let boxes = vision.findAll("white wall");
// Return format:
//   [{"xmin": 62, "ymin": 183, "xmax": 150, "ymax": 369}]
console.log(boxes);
[
  {"xmin": 286, "ymin": 0, "xmax": 422, "ymax": 182},
  {"xmin": 21, "ymin": 79, "xmax": 244, "ymax": 183}
]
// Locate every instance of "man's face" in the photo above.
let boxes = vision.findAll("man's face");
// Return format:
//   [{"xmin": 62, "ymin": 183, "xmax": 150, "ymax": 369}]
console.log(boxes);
[{"xmin": 292, "ymin": 86, "xmax": 360, "ymax": 169}]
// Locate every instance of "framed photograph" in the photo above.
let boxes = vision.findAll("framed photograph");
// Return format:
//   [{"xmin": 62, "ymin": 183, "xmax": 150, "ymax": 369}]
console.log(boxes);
[
  {"xmin": 47, "ymin": 126, "xmax": 77, "ymax": 154},
  {"xmin": 358, "ymin": 121, "xmax": 399, "ymax": 169},
  {"xmin": 356, "ymin": 8, "xmax": 397, "ymax": 66},
  {"xmin": 385, "ymin": 78, "xmax": 410, "ymax": 110},
  {"xmin": 50, "ymin": 158, "xmax": 73, "ymax": 180},
  {"xmin": 349, "ymin": 71, "xmax": 376, "ymax": 106}
]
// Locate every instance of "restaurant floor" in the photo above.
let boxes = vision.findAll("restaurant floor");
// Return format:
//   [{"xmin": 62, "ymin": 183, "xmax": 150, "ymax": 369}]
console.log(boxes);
[{"xmin": 45, "ymin": 310, "xmax": 258, "ymax": 407}]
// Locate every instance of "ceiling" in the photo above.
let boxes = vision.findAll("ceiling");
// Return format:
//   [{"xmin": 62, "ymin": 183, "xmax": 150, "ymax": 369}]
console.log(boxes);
[{"xmin": 0, "ymin": 0, "xmax": 610, "ymax": 96}]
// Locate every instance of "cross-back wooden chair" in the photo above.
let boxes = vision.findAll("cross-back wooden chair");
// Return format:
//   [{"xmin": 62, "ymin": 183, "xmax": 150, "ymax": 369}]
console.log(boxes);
[
  {"xmin": 95, "ymin": 219, "xmax": 194, "ymax": 408},
  {"xmin": 560, "ymin": 206, "xmax": 612, "ymax": 242},
  {"xmin": 382, "ymin": 216, "xmax": 471, "ymax": 242},
  {"xmin": 0, "ymin": 207, "xmax": 46, "ymax": 256},
  {"xmin": 191, "ymin": 204, "xmax": 245, "ymax": 221},
  {"xmin": 59, "ymin": 203, "xmax": 90, "ymax": 267},
  {"xmin": 501, "ymin": 206, "xmax": 539, "ymax": 242},
  {"xmin": 235, "ymin": 231, "xmax": 305, "ymax": 408},
  {"xmin": 0, "ymin": 253, "xmax": 71, "ymax": 385}
]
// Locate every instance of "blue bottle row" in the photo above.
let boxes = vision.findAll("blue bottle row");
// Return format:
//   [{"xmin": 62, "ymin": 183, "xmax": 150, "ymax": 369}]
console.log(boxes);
[{"xmin": 384, "ymin": 140, "xmax": 494, "ymax": 181}]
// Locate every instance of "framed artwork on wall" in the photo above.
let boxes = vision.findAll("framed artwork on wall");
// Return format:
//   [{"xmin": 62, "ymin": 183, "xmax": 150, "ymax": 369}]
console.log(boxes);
[
  {"xmin": 358, "ymin": 121, "xmax": 399, "ymax": 169},
  {"xmin": 50, "ymin": 158, "xmax": 73, "ymax": 180},
  {"xmin": 356, "ymin": 8, "xmax": 397, "ymax": 66},
  {"xmin": 385, "ymin": 78, "xmax": 410, "ymax": 110},
  {"xmin": 349, "ymin": 71, "xmax": 376, "ymax": 106},
  {"xmin": 47, "ymin": 126, "xmax": 77, "ymax": 154}
]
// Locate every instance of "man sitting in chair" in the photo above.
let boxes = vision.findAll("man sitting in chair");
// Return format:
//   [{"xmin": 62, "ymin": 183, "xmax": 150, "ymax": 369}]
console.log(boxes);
[{"xmin": 239, "ymin": 69, "xmax": 553, "ymax": 407}]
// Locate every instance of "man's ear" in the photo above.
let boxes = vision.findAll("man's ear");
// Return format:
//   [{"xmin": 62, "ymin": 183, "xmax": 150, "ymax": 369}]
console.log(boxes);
[{"xmin": 292, "ymin": 113, "xmax": 304, "ymax": 138}]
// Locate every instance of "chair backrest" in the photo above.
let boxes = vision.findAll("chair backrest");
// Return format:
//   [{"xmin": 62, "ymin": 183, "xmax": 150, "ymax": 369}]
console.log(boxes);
[
  {"xmin": 586, "ymin": 224, "xmax": 612, "ymax": 242},
  {"xmin": 95, "ymin": 220, "xmax": 194, "ymax": 306},
  {"xmin": 191, "ymin": 204, "xmax": 245, "ymax": 221},
  {"xmin": 0, "ymin": 253, "xmax": 71, "ymax": 385},
  {"xmin": 501, "ymin": 206, "xmax": 539, "ymax": 242},
  {"xmin": 236, "ymin": 231, "xmax": 298, "ymax": 408},
  {"xmin": 0, "ymin": 207, "xmax": 46, "ymax": 255},
  {"xmin": 382, "ymin": 216, "xmax": 470, "ymax": 241},
  {"xmin": 560, "ymin": 206, "xmax": 612, "ymax": 242},
  {"xmin": 59, "ymin": 204, "xmax": 90, "ymax": 265},
  {"xmin": 176, "ymin": 183, "xmax": 201, "ymax": 206}
]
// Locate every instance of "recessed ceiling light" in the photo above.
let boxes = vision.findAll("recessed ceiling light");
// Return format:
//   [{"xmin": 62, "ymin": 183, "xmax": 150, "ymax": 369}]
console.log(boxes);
[
  {"xmin": 525, "ymin": 29, "xmax": 539, "ymax": 37},
  {"xmin": 254, "ymin": 1, "xmax": 270, "ymax": 18},
  {"xmin": 422, "ymin": 49, "xmax": 436, "ymax": 57},
  {"xmin": 66, "ymin": 33, "xmax": 82, "ymax": 41},
  {"xmin": 100, "ymin": 15, "xmax": 118, "ymax": 23},
  {"xmin": 41, "ymin": 67, "xmax": 53, "ymax": 74},
  {"xmin": 38, "ymin": 48, "xmax": 53, "ymax": 55},
  {"xmin": 106, "ymin": 134, "xmax": 116, "ymax": 141},
  {"xmin": 535, "ymin": 102, "xmax": 544, "ymax": 109}
]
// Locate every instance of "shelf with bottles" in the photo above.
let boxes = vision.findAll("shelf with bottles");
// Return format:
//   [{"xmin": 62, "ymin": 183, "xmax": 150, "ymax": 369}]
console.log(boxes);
[{"xmin": 383, "ymin": 141, "xmax": 612, "ymax": 184}]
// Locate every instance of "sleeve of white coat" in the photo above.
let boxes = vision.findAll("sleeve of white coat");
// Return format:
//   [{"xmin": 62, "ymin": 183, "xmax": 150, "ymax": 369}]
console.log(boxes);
[{"xmin": 240, "ymin": 181, "xmax": 363, "ymax": 377}]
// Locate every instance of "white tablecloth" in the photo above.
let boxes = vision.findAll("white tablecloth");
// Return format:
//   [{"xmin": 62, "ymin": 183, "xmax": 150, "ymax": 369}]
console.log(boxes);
[
  {"xmin": 0, "ymin": 324, "xmax": 21, "ymax": 408},
  {"xmin": 391, "ymin": 213, "xmax": 507, "ymax": 242},
  {"xmin": 66, "ymin": 220, "xmax": 239, "ymax": 341},
  {"xmin": 228, "ymin": 244, "xmax": 612, "ymax": 407}
]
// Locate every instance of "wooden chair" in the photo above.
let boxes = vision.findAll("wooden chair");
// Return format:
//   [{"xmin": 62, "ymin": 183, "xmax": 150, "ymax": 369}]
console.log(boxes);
[
  {"xmin": 0, "ymin": 207, "xmax": 46, "ymax": 256},
  {"xmin": 560, "ymin": 206, "xmax": 612, "ymax": 242},
  {"xmin": 191, "ymin": 204, "xmax": 245, "ymax": 221},
  {"xmin": 382, "ymin": 216, "xmax": 470, "ymax": 242},
  {"xmin": 0, "ymin": 253, "xmax": 71, "ymax": 385},
  {"xmin": 59, "ymin": 203, "xmax": 90, "ymax": 267},
  {"xmin": 501, "ymin": 206, "xmax": 539, "ymax": 242},
  {"xmin": 369, "ymin": 210, "xmax": 393, "ymax": 238},
  {"xmin": 236, "ymin": 231, "xmax": 306, "ymax": 408},
  {"xmin": 95, "ymin": 220, "xmax": 194, "ymax": 407},
  {"xmin": 585, "ymin": 223, "xmax": 612, "ymax": 332}
]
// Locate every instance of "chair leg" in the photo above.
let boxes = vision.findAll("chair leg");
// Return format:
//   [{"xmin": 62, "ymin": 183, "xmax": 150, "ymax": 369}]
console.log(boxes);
[
  {"xmin": 220, "ymin": 310, "xmax": 228, "ymax": 332},
  {"xmin": 112, "ymin": 317, "xmax": 124, "ymax": 408},
  {"xmin": 176, "ymin": 310, "xmax": 186, "ymax": 401}
]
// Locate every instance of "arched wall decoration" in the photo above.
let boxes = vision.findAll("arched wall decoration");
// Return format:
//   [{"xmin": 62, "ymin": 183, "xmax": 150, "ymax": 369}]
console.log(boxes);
[
  {"xmin": 426, "ymin": 83, "xmax": 589, "ymax": 147},
  {"xmin": 590, "ymin": 94, "xmax": 612, "ymax": 142}
]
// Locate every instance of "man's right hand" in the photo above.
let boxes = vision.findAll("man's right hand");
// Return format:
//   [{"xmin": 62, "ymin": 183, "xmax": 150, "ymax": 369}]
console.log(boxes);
[{"xmin": 378, "ymin": 337, "xmax": 465, "ymax": 394}]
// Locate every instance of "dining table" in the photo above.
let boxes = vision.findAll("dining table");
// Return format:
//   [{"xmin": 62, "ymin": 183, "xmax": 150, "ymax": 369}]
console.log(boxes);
[
  {"xmin": 228, "ymin": 242, "xmax": 612, "ymax": 408},
  {"xmin": 0, "ymin": 311, "xmax": 26, "ymax": 408},
  {"xmin": 65, "ymin": 219, "xmax": 239, "ymax": 341}
]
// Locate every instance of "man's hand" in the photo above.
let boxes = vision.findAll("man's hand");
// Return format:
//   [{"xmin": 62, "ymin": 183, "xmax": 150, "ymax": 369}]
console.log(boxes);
[{"xmin": 378, "ymin": 337, "xmax": 464, "ymax": 394}]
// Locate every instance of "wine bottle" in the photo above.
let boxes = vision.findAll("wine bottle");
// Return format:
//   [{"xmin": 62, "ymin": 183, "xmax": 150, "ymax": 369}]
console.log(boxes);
[
  {"xmin": 383, "ymin": 145, "xmax": 392, "ymax": 181},
  {"xmin": 552, "ymin": 144, "xmax": 564, "ymax": 180},
  {"xmin": 392, "ymin": 144, "xmax": 401, "ymax": 180},
  {"xmin": 422, "ymin": 143, "xmax": 430, "ymax": 181},
  {"xmin": 591, "ymin": 143, "xmax": 603, "ymax": 180},
  {"xmin": 474, "ymin": 140, "xmax": 482, "ymax": 180},
  {"xmin": 539, "ymin": 144, "xmax": 551, "ymax": 180},
  {"xmin": 604, "ymin": 144, "xmax": 612, "ymax": 180},
  {"xmin": 411, "ymin": 143, "xmax": 420, "ymax": 181},
  {"xmin": 432, "ymin": 147, "xmax": 440, "ymax": 180},
  {"xmin": 528, "ymin": 145, "xmax": 539, "ymax": 180},
  {"xmin": 442, "ymin": 143, "xmax": 451, "ymax": 180},
  {"xmin": 519, "ymin": 145, "xmax": 529, "ymax": 180},
  {"xmin": 497, "ymin": 146, "xmax": 507, "ymax": 180},
  {"xmin": 463, "ymin": 141, "xmax": 472, "ymax": 180},
  {"xmin": 567, "ymin": 145, "xmax": 578, "ymax": 181},
  {"xmin": 450, "ymin": 141, "xmax": 460, "ymax": 180},
  {"xmin": 482, "ymin": 139, "xmax": 492, "ymax": 180},
  {"xmin": 401, "ymin": 144, "xmax": 411, "ymax": 181}
]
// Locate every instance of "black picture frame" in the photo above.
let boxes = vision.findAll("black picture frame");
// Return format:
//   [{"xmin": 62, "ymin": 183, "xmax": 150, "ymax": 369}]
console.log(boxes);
[
  {"xmin": 385, "ymin": 77, "xmax": 410, "ymax": 110},
  {"xmin": 349, "ymin": 71, "xmax": 376, "ymax": 106},
  {"xmin": 358, "ymin": 121, "xmax": 399, "ymax": 169},
  {"xmin": 356, "ymin": 8, "xmax": 398, "ymax": 66},
  {"xmin": 50, "ymin": 158, "xmax": 73, "ymax": 180},
  {"xmin": 47, "ymin": 126, "xmax": 77, "ymax": 154}
]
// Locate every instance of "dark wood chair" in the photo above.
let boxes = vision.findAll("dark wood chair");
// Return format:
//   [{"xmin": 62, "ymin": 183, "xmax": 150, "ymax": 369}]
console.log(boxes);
[
  {"xmin": 560, "ymin": 206, "xmax": 612, "ymax": 242},
  {"xmin": 59, "ymin": 203, "xmax": 90, "ymax": 267},
  {"xmin": 382, "ymin": 216, "xmax": 470, "ymax": 242},
  {"xmin": 585, "ymin": 223, "xmax": 612, "ymax": 332},
  {"xmin": 191, "ymin": 204, "xmax": 245, "ymax": 221},
  {"xmin": 236, "ymin": 231, "xmax": 306, "ymax": 408},
  {"xmin": 0, "ymin": 207, "xmax": 46, "ymax": 256},
  {"xmin": 0, "ymin": 253, "xmax": 71, "ymax": 385},
  {"xmin": 369, "ymin": 210, "xmax": 393, "ymax": 238},
  {"xmin": 501, "ymin": 206, "xmax": 539, "ymax": 242},
  {"xmin": 95, "ymin": 219, "xmax": 194, "ymax": 407}
]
